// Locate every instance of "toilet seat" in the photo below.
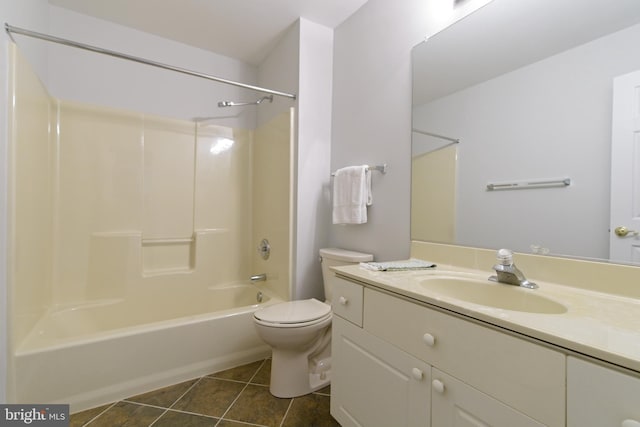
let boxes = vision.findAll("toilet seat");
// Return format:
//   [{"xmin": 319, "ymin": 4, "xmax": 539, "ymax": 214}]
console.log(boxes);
[{"xmin": 254, "ymin": 299, "xmax": 331, "ymax": 328}]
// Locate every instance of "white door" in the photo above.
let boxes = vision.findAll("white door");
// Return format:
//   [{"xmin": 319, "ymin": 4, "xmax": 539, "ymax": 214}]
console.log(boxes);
[
  {"xmin": 431, "ymin": 369, "xmax": 545, "ymax": 427},
  {"xmin": 567, "ymin": 357, "xmax": 640, "ymax": 427},
  {"xmin": 610, "ymin": 70, "xmax": 640, "ymax": 263},
  {"xmin": 331, "ymin": 317, "xmax": 431, "ymax": 427}
]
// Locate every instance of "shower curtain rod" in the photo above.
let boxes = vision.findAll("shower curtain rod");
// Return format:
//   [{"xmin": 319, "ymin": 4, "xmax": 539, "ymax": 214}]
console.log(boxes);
[{"xmin": 4, "ymin": 23, "xmax": 297, "ymax": 101}]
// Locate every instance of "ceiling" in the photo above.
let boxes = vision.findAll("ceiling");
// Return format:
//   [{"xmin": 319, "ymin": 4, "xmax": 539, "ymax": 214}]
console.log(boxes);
[{"xmin": 48, "ymin": 0, "xmax": 369, "ymax": 65}]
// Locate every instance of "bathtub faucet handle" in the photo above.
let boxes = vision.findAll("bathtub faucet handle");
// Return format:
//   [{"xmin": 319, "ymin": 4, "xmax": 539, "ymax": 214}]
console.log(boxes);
[{"xmin": 250, "ymin": 273, "xmax": 267, "ymax": 282}]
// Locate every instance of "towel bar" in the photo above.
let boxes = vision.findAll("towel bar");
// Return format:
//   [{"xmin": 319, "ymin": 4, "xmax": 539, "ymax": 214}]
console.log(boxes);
[
  {"xmin": 331, "ymin": 164, "xmax": 387, "ymax": 176},
  {"xmin": 486, "ymin": 177, "xmax": 571, "ymax": 191}
]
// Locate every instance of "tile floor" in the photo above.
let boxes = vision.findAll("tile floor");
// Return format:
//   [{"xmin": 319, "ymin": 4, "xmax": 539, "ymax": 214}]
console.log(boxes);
[{"xmin": 69, "ymin": 359, "xmax": 341, "ymax": 427}]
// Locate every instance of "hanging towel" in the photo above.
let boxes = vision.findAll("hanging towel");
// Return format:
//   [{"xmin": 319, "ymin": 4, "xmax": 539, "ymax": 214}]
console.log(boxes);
[{"xmin": 332, "ymin": 165, "xmax": 372, "ymax": 224}]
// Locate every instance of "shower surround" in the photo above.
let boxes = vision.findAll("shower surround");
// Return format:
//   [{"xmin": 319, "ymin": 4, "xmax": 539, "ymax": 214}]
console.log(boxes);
[{"xmin": 7, "ymin": 44, "xmax": 293, "ymax": 410}]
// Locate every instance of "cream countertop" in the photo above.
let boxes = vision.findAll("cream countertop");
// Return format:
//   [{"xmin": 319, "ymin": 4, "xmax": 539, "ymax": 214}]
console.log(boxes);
[{"xmin": 332, "ymin": 263, "xmax": 640, "ymax": 375}]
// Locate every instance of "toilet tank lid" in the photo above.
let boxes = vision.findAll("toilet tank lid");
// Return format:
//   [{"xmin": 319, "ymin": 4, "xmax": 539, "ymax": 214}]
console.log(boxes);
[{"xmin": 319, "ymin": 248, "xmax": 373, "ymax": 262}]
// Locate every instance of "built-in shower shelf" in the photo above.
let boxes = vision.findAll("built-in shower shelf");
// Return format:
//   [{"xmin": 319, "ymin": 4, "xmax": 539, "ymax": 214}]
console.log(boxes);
[
  {"xmin": 142, "ymin": 236, "xmax": 194, "ymax": 275},
  {"xmin": 142, "ymin": 266, "xmax": 194, "ymax": 278},
  {"xmin": 142, "ymin": 237, "xmax": 194, "ymax": 245}
]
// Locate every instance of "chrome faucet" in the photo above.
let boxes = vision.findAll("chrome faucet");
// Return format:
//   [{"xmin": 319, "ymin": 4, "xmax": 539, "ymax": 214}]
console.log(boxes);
[
  {"xmin": 250, "ymin": 273, "xmax": 267, "ymax": 282},
  {"xmin": 489, "ymin": 249, "xmax": 537, "ymax": 289}
]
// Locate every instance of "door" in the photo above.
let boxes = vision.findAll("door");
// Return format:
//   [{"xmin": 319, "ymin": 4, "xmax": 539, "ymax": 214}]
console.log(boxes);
[
  {"xmin": 610, "ymin": 69, "xmax": 640, "ymax": 262},
  {"xmin": 331, "ymin": 316, "xmax": 431, "ymax": 427},
  {"xmin": 431, "ymin": 369, "xmax": 545, "ymax": 427},
  {"xmin": 567, "ymin": 357, "xmax": 640, "ymax": 427}
]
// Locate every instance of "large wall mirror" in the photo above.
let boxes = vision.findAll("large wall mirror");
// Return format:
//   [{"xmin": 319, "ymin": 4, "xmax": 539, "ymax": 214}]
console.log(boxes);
[{"xmin": 412, "ymin": 0, "xmax": 640, "ymax": 265}]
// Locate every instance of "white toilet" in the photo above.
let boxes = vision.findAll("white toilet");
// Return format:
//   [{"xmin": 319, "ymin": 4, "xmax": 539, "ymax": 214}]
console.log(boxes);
[{"xmin": 253, "ymin": 248, "xmax": 373, "ymax": 398}]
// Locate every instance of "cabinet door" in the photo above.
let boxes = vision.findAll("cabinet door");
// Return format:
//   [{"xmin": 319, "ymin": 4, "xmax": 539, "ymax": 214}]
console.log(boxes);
[
  {"xmin": 331, "ymin": 316, "xmax": 431, "ymax": 427},
  {"xmin": 567, "ymin": 356, "xmax": 640, "ymax": 427},
  {"xmin": 431, "ymin": 369, "xmax": 545, "ymax": 427}
]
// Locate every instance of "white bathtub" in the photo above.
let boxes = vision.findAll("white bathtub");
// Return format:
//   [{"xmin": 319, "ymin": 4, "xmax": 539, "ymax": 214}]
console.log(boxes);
[{"xmin": 13, "ymin": 283, "xmax": 281, "ymax": 412}]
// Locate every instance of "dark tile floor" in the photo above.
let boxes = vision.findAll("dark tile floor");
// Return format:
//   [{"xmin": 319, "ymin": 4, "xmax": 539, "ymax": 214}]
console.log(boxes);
[{"xmin": 70, "ymin": 359, "xmax": 341, "ymax": 427}]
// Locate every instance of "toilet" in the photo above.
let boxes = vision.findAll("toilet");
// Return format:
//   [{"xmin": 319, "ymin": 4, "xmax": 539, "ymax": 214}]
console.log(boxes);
[{"xmin": 253, "ymin": 248, "xmax": 373, "ymax": 398}]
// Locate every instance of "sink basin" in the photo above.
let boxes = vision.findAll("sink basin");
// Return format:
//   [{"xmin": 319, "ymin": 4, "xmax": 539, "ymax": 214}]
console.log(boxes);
[{"xmin": 419, "ymin": 276, "xmax": 567, "ymax": 314}]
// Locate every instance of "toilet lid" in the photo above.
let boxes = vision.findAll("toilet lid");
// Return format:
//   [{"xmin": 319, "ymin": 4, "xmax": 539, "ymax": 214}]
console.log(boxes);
[{"xmin": 254, "ymin": 298, "xmax": 331, "ymax": 324}]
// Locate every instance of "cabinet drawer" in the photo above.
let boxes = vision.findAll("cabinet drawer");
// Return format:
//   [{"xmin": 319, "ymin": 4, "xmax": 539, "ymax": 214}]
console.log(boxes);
[
  {"xmin": 332, "ymin": 276, "xmax": 364, "ymax": 326},
  {"xmin": 364, "ymin": 287, "xmax": 565, "ymax": 427}
]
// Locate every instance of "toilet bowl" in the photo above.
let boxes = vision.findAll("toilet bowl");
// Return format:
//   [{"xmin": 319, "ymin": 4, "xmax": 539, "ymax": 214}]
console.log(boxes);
[
  {"xmin": 253, "ymin": 248, "xmax": 373, "ymax": 398},
  {"xmin": 254, "ymin": 298, "xmax": 332, "ymax": 397}
]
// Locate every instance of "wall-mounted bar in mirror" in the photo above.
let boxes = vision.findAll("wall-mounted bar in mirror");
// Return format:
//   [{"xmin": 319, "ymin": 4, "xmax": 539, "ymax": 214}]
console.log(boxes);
[
  {"xmin": 412, "ymin": 128, "xmax": 460, "ymax": 144},
  {"xmin": 486, "ymin": 177, "xmax": 571, "ymax": 191},
  {"xmin": 330, "ymin": 164, "xmax": 387, "ymax": 177}
]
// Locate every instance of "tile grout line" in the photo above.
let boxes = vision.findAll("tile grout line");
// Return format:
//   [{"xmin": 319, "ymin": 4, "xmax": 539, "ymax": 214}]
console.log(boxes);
[
  {"xmin": 214, "ymin": 359, "xmax": 268, "ymax": 427},
  {"xmin": 146, "ymin": 408, "xmax": 169, "ymax": 427},
  {"xmin": 166, "ymin": 375, "xmax": 206, "ymax": 410},
  {"xmin": 246, "ymin": 358, "xmax": 268, "ymax": 384},
  {"xmin": 155, "ymin": 375, "xmax": 227, "ymax": 425},
  {"xmin": 132, "ymin": 376, "xmax": 207, "ymax": 427},
  {"xmin": 84, "ymin": 360, "xmax": 276, "ymax": 427},
  {"xmin": 278, "ymin": 398, "xmax": 296, "ymax": 427},
  {"xmin": 82, "ymin": 401, "xmax": 119, "ymax": 426}
]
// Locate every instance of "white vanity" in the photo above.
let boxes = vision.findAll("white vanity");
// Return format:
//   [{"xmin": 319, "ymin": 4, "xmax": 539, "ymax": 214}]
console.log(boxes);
[{"xmin": 329, "ymin": 243, "xmax": 640, "ymax": 427}]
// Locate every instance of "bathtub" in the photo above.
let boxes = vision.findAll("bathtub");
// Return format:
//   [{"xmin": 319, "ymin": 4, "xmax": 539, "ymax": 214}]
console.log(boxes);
[{"xmin": 13, "ymin": 283, "xmax": 281, "ymax": 412}]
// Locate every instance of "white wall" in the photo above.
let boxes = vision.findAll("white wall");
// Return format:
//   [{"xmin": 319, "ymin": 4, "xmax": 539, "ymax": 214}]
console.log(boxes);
[
  {"xmin": 47, "ymin": 6, "xmax": 258, "ymax": 129},
  {"xmin": 294, "ymin": 19, "xmax": 334, "ymax": 300},
  {"xmin": 257, "ymin": 19, "xmax": 334, "ymax": 300},
  {"xmin": 0, "ymin": 0, "xmax": 51, "ymax": 404},
  {"xmin": 257, "ymin": 22, "xmax": 299, "ymax": 128},
  {"xmin": 256, "ymin": 21, "xmax": 299, "ymax": 299},
  {"xmin": 330, "ymin": 0, "xmax": 428, "ymax": 261}
]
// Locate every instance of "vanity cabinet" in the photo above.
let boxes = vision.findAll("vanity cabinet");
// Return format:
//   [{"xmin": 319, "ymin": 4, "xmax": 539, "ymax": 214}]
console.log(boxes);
[
  {"xmin": 567, "ymin": 356, "xmax": 640, "ymax": 427},
  {"xmin": 331, "ymin": 276, "xmax": 565, "ymax": 427}
]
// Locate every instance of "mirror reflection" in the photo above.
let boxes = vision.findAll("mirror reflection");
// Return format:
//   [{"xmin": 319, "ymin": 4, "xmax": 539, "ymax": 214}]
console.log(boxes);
[{"xmin": 411, "ymin": 0, "xmax": 640, "ymax": 265}]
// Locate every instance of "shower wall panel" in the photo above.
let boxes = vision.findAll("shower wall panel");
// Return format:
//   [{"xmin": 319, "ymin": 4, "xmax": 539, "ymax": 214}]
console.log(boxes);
[
  {"xmin": 252, "ymin": 110, "xmax": 294, "ymax": 300},
  {"xmin": 8, "ymin": 45, "xmax": 54, "ymax": 347},
  {"xmin": 55, "ymin": 102, "xmax": 143, "ymax": 302},
  {"xmin": 143, "ymin": 118, "xmax": 195, "ymax": 239},
  {"xmin": 195, "ymin": 125, "xmax": 253, "ymax": 283},
  {"xmin": 9, "ymin": 43, "xmax": 294, "ymax": 354},
  {"xmin": 411, "ymin": 145, "xmax": 457, "ymax": 244}
]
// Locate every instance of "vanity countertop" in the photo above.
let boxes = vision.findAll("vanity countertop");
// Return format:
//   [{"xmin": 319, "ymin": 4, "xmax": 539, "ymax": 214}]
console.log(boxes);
[{"xmin": 332, "ymin": 263, "xmax": 640, "ymax": 374}]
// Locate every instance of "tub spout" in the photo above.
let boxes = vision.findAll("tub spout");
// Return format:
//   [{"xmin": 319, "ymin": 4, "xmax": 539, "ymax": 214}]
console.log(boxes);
[{"xmin": 250, "ymin": 273, "xmax": 267, "ymax": 282}]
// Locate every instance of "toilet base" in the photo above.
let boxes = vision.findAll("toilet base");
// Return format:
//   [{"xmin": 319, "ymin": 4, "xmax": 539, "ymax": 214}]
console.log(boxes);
[{"xmin": 269, "ymin": 351, "xmax": 331, "ymax": 398}]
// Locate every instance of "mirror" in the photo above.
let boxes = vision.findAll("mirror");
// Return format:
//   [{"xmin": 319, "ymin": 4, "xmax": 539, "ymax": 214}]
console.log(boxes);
[{"xmin": 411, "ymin": 0, "xmax": 640, "ymax": 265}]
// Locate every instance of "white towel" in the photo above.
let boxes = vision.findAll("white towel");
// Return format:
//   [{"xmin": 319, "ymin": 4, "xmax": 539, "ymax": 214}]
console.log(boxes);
[
  {"xmin": 360, "ymin": 259, "xmax": 436, "ymax": 271},
  {"xmin": 332, "ymin": 165, "xmax": 372, "ymax": 224}
]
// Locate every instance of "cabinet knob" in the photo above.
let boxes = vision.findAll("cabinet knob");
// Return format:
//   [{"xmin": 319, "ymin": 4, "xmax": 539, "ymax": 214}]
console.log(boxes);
[
  {"xmin": 622, "ymin": 420, "xmax": 640, "ymax": 427},
  {"xmin": 422, "ymin": 333, "xmax": 436, "ymax": 347},
  {"xmin": 432, "ymin": 379, "xmax": 445, "ymax": 394},
  {"xmin": 411, "ymin": 368, "xmax": 423, "ymax": 381},
  {"xmin": 338, "ymin": 296, "xmax": 348, "ymax": 305}
]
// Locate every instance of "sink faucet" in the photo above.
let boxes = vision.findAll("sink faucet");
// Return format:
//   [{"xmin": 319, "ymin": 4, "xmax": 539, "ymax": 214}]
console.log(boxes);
[{"xmin": 489, "ymin": 249, "xmax": 538, "ymax": 289}]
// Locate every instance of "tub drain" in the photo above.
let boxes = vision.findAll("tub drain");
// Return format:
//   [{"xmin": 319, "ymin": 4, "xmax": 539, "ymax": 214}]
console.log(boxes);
[{"xmin": 256, "ymin": 291, "xmax": 264, "ymax": 303}]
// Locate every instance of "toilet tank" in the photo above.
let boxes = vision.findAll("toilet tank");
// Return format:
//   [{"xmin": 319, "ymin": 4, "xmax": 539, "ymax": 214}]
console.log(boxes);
[{"xmin": 319, "ymin": 248, "xmax": 373, "ymax": 302}]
